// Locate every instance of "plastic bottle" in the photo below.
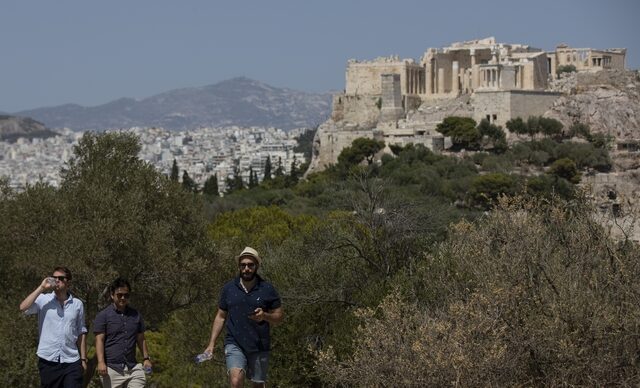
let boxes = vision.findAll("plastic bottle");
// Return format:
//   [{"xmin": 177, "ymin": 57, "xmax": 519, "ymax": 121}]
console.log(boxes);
[{"xmin": 194, "ymin": 351, "xmax": 212, "ymax": 364}]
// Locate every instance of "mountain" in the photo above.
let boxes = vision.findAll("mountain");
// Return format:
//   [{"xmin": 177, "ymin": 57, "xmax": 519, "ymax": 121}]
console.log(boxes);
[
  {"xmin": 0, "ymin": 115, "xmax": 58, "ymax": 143},
  {"xmin": 15, "ymin": 77, "xmax": 333, "ymax": 131}
]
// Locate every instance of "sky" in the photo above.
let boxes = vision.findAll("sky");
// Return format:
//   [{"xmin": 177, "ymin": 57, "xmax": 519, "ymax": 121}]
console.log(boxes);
[{"xmin": 1, "ymin": 0, "xmax": 638, "ymax": 113}]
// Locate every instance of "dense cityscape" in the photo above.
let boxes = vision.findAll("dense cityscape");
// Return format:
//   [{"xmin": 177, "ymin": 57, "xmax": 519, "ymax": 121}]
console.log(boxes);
[{"xmin": 0, "ymin": 126, "xmax": 307, "ymax": 193}]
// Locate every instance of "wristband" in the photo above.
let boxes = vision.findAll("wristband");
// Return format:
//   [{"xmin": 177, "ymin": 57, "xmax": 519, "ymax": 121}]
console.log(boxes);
[{"xmin": 143, "ymin": 356, "xmax": 151, "ymax": 361}]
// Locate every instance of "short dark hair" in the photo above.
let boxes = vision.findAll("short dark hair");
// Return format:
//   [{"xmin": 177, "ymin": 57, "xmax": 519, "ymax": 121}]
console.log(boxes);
[
  {"xmin": 109, "ymin": 277, "xmax": 131, "ymax": 294},
  {"xmin": 53, "ymin": 266, "xmax": 72, "ymax": 280}
]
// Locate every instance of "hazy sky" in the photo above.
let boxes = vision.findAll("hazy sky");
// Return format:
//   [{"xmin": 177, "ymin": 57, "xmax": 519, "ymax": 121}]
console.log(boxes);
[{"xmin": 1, "ymin": 0, "xmax": 638, "ymax": 112}]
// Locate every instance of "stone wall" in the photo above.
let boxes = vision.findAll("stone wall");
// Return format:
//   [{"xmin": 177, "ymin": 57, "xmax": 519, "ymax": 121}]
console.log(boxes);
[
  {"xmin": 472, "ymin": 90, "xmax": 561, "ymax": 128},
  {"xmin": 345, "ymin": 59, "xmax": 422, "ymax": 96},
  {"xmin": 332, "ymin": 93, "xmax": 380, "ymax": 129}
]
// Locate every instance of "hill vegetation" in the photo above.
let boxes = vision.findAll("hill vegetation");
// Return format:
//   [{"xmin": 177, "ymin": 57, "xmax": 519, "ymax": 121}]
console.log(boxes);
[{"xmin": 1, "ymin": 122, "xmax": 638, "ymax": 386}]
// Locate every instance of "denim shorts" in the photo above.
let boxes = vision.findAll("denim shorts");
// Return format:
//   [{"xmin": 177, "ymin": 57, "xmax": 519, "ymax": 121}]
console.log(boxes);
[{"xmin": 224, "ymin": 343, "xmax": 270, "ymax": 383}]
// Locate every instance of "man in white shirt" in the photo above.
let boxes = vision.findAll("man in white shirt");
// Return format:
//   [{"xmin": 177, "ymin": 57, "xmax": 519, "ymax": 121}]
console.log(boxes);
[{"xmin": 19, "ymin": 266, "xmax": 88, "ymax": 388}]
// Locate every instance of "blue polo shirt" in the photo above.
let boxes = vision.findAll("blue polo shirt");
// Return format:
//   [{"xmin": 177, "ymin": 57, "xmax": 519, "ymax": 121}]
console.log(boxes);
[
  {"xmin": 219, "ymin": 275, "xmax": 281, "ymax": 353},
  {"xmin": 93, "ymin": 304, "xmax": 145, "ymax": 373}
]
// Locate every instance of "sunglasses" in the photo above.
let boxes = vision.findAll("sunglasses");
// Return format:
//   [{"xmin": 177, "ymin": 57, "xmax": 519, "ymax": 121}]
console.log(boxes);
[
  {"xmin": 239, "ymin": 262, "xmax": 256, "ymax": 269},
  {"xmin": 51, "ymin": 276, "xmax": 68, "ymax": 281},
  {"xmin": 115, "ymin": 293, "xmax": 130, "ymax": 299}
]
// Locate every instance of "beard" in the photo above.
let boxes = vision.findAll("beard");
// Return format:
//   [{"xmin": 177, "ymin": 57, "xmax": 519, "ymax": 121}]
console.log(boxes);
[{"xmin": 241, "ymin": 271, "xmax": 256, "ymax": 281}]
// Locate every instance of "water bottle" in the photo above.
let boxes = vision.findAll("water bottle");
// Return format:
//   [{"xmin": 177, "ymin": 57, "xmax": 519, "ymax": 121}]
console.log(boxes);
[
  {"xmin": 46, "ymin": 277, "xmax": 56, "ymax": 288},
  {"xmin": 194, "ymin": 351, "xmax": 212, "ymax": 364}
]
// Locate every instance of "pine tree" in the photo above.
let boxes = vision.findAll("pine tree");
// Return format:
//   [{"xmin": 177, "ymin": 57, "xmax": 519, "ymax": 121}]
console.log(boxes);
[
  {"xmin": 263, "ymin": 156, "xmax": 272, "ymax": 181},
  {"xmin": 275, "ymin": 157, "xmax": 284, "ymax": 177},
  {"xmin": 248, "ymin": 167, "xmax": 257, "ymax": 188},
  {"xmin": 202, "ymin": 174, "xmax": 219, "ymax": 196},
  {"xmin": 289, "ymin": 156, "xmax": 299, "ymax": 183},
  {"xmin": 170, "ymin": 159, "xmax": 179, "ymax": 181},
  {"xmin": 182, "ymin": 170, "xmax": 198, "ymax": 193}
]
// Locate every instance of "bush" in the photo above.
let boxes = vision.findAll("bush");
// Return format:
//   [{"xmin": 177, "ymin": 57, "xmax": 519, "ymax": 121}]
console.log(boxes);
[{"xmin": 316, "ymin": 196, "xmax": 640, "ymax": 386}]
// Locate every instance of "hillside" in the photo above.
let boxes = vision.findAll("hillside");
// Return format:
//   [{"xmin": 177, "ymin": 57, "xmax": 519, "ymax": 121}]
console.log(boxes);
[
  {"xmin": 0, "ymin": 115, "xmax": 57, "ymax": 143},
  {"xmin": 15, "ymin": 77, "xmax": 332, "ymax": 131}
]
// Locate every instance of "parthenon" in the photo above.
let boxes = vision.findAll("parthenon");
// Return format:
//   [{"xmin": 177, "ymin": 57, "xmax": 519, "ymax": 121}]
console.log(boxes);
[{"xmin": 345, "ymin": 37, "xmax": 626, "ymax": 101}]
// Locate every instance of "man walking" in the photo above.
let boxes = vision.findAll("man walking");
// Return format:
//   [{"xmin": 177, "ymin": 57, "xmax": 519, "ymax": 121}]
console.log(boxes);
[
  {"xmin": 93, "ymin": 278, "xmax": 152, "ymax": 388},
  {"xmin": 19, "ymin": 266, "xmax": 88, "ymax": 388},
  {"xmin": 203, "ymin": 247, "xmax": 284, "ymax": 387}
]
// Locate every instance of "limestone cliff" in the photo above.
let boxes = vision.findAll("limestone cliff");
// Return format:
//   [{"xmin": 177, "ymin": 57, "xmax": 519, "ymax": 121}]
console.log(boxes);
[{"xmin": 546, "ymin": 69, "xmax": 640, "ymax": 141}]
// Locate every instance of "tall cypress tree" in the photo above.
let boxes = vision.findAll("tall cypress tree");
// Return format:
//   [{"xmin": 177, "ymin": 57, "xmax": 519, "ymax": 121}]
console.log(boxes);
[
  {"xmin": 275, "ymin": 157, "xmax": 284, "ymax": 177},
  {"xmin": 170, "ymin": 158, "xmax": 179, "ymax": 182},
  {"xmin": 263, "ymin": 156, "xmax": 272, "ymax": 181}
]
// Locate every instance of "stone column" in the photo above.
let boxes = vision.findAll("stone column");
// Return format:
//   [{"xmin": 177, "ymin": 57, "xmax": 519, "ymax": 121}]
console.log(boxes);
[
  {"xmin": 470, "ymin": 49, "xmax": 477, "ymax": 90},
  {"xmin": 437, "ymin": 68, "xmax": 445, "ymax": 94},
  {"xmin": 425, "ymin": 62, "xmax": 433, "ymax": 95},
  {"xmin": 452, "ymin": 61, "xmax": 459, "ymax": 95}
]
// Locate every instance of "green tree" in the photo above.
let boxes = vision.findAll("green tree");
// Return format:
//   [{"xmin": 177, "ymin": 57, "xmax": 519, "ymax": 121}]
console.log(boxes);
[
  {"xmin": 274, "ymin": 157, "xmax": 284, "ymax": 177},
  {"xmin": 436, "ymin": 116, "xmax": 480, "ymax": 149},
  {"xmin": 468, "ymin": 173, "xmax": 518, "ymax": 209},
  {"xmin": 337, "ymin": 138, "xmax": 385, "ymax": 167},
  {"xmin": 263, "ymin": 155, "xmax": 272, "ymax": 181},
  {"xmin": 548, "ymin": 157, "xmax": 581, "ymax": 184},
  {"xmin": 226, "ymin": 165, "xmax": 244, "ymax": 193},
  {"xmin": 538, "ymin": 117, "xmax": 563, "ymax": 138},
  {"xmin": 202, "ymin": 173, "xmax": 218, "ymax": 196},
  {"xmin": 181, "ymin": 170, "xmax": 198, "ymax": 193},
  {"xmin": 506, "ymin": 117, "xmax": 527, "ymax": 135},
  {"xmin": 557, "ymin": 64, "xmax": 577, "ymax": 75},
  {"xmin": 1, "ymin": 132, "xmax": 218, "ymax": 386},
  {"xmin": 248, "ymin": 166, "xmax": 258, "ymax": 188},
  {"xmin": 170, "ymin": 158, "xmax": 179, "ymax": 182}
]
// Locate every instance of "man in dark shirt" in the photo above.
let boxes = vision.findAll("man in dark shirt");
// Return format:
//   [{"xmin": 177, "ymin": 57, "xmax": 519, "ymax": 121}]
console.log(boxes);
[
  {"xmin": 203, "ymin": 246, "xmax": 284, "ymax": 388},
  {"xmin": 93, "ymin": 278, "xmax": 152, "ymax": 388}
]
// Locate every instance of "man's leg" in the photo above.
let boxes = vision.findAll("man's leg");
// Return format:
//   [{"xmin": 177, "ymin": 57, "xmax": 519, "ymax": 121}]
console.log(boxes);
[
  {"xmin": 38, "ymin": 358, "xmax": 65, "ymax": 388},
  {"xmin": 246, "ymin": 351, "xmax": 269, "ymax": 388},
  {"xmin": 224, "ymin": 344, "xmax": 248, "ymax": 388},
  {"xmin": 124, "ymin": 364, "xmax": 147, "ymax": 388},
  {"xmin": 102, "ymin": 367, "xmax": 128, "ymax": 388},
  {"xmin": 61, "ymin": 360, "xmax": 83, "ymax": 388}
]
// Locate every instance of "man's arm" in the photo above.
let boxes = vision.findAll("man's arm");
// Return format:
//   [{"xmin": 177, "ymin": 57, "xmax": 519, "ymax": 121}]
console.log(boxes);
[
  {"xmin": 95, "ymin": 333, "xmax": 107, "ymax": 376},
  {"xmin": 19, "ymin": 278, "xmax": 52, "ymax": 312},
  {"xmin": 77, "ymin": 333, "xmax": 87, "ymax": 370},
  {"xmin": 204, "ymin": 308, "xmax": 227, "ymax": 354},
  {"xmin": 252, "ymin": 306, "xmax": 284, "ymax": 326},
  {"xmin": 136, "ymin": 332, "xmax": 152, "ymax": 368}
]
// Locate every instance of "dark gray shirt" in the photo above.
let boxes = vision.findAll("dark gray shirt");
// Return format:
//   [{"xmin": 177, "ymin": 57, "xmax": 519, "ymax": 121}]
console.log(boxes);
[{"xmin": 93, "ymin": 304, "xmax": 145, "ymax": 373}]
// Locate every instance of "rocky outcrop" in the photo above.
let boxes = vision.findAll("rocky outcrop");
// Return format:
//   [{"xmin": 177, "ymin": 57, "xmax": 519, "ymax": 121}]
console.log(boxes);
[{"xmin": 546, "ymin": 70, "xmax": 640, "ymax": 140}]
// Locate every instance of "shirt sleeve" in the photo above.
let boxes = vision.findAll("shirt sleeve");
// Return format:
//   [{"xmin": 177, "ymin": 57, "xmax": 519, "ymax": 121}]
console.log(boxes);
[
  {"xmin": 77, "ymin": 302, "xmax": 88, "ymax": 334},
  {"xmin": 23, "ymin": 293, "xmax": 44, "ymax": 316},
  {"xmin": 218, "ymin": 285, "xmax": 228, "ymax": 311},
  {"xmin": 267, "ymin": 285, "xmax": 282, "ymax": 310},
  {"xmin": 93, "ymin": 310, "xmax": 107, "ymax": 334}
]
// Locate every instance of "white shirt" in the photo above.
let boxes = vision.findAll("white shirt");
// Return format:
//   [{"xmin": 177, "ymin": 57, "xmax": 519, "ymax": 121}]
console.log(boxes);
[{"xmin": 25, "ymin": 292, "xmax": 87, "ymax": 362}]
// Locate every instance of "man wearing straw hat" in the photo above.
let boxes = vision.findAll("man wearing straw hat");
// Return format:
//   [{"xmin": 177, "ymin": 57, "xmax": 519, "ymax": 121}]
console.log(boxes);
[{"xmin": 203, "ymin": 247, "xmax": 284, "ymax": 387}]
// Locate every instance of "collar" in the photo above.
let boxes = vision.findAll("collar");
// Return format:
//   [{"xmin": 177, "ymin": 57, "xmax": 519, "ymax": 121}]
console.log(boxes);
[
  {"xmin": 53, "ymin": 291, "xmax": 73, "ymax": 305},
  {"xmin": 236, "ymin": 274, "xmax": 262, "ymax": 290},
  {"xmin": 110, "ymin": 303, "xmax": 130, "ymax": 314}
]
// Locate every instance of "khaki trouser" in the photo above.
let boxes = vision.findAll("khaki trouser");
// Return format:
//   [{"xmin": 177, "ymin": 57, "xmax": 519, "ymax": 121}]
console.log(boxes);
[{"xmin": 100, "ymin": 363, "xmax": 146, "ymax": 388}]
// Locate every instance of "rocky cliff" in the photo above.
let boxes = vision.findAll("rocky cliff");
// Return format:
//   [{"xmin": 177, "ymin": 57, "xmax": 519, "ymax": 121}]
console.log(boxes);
[{"xmin": 547, "ymin": 69, "xmax": 640, "ymax": 141}]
